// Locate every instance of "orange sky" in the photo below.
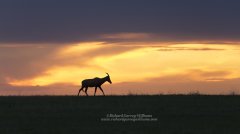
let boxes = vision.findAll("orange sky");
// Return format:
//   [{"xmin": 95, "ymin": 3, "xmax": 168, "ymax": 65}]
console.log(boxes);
[
  {"xmin": 1, "ymin": 1, "xmax": 240, "ymax": 96},
  {"xmin": 1, "ymin": 35, "xmax": 240, "ymax": 95}
]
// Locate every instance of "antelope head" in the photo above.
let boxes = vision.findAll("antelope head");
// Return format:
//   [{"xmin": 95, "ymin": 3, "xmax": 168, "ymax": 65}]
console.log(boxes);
[{"xmin": 106, "ymin": 73, "xmax": 112, "ymax": 84}]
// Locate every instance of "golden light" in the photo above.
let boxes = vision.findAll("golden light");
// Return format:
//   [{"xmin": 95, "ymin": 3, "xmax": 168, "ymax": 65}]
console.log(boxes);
[{"xmin": 8, "ymin": 42, "xmax": 240, "ymax": 87}]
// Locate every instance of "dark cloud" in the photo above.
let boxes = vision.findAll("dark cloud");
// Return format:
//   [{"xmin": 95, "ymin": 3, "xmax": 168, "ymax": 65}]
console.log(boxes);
[
  {"xmin": 0, "ymin": 0, "xmax": 240, "ymax": 44},
  {"xmin": 157, "ymin": 46, "xmax": 226, "ymax": 51}
]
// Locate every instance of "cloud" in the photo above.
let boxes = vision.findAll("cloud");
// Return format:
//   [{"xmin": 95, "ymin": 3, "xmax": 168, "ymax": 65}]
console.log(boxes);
[
  {"xmin": 1, "ymin": 42, "xmax": 141, "ymax": 86},
  {"xmin": 144, "ymin": 70, "xmax": 233, "ymax": 83},
  {"xmin": 0, "ymin": 0, "xmax": 240, "ymax": 44},
  {"xmin": 0, "ymin": 45, "xmax": 60, "ymax": 80},
  {"xmin": 49, "ymin": 42, "xmax": 140, "ymax": 69},
  {"xmin": 157, "ymin": 46, "xmax": 226, "ymax": 51},
  {"xmin": 1, "ymin": 41, "xmax": 240, "ymax": 95},
  {"xmin": 99, "ymin": 33, "xmax": 156, "ymax": 42}
]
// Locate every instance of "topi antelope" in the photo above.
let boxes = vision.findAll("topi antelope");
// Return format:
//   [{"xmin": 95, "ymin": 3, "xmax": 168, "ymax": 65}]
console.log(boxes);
[{"xmin": 77, "ymin": 73, "xmax": 112, "ymax": 96}]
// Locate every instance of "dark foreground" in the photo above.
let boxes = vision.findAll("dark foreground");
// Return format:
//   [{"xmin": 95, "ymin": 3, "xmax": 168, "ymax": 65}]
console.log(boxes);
[{"xmin": 0, "ymin": 95, "xmax": 240, "ymax": 134}]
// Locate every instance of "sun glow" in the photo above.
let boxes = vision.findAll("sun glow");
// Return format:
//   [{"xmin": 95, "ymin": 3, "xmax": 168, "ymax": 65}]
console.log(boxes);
[
  {"xmin": 9, "ymin": 42, "xmax": 240, "ymax": 87},
  {"xmin": 58, "ymin": 42, "xmax": 104, "ymax": 56}
]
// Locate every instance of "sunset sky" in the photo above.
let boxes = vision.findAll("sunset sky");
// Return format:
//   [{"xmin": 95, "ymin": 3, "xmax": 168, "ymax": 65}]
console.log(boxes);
[{"xmin": 1, "ymin": 0, "xmax": 240, "ymax": 95}]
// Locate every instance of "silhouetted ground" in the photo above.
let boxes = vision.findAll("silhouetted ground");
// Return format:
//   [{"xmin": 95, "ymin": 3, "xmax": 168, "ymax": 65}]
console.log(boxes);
[{"xmin": 0, "ymin": 95, "xmax": 240, "ymax": 134}]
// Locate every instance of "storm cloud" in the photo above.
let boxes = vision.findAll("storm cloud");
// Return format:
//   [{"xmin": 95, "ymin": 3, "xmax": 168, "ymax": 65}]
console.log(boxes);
[{"xmin": 1, "ymin": 0, "xmax": 240, "ymax": 44}]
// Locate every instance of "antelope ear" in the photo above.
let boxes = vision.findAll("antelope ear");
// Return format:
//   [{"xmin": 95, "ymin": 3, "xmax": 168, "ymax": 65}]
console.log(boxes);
[{"xmin": 106, "ymin": 73, "xmax": 109, "ymax": 76}]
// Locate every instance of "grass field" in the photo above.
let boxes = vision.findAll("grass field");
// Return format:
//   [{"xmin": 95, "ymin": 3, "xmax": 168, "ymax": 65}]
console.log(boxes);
[{"xmin": 0, "ymin": 95, "xmax": 240, "ymax": 134}]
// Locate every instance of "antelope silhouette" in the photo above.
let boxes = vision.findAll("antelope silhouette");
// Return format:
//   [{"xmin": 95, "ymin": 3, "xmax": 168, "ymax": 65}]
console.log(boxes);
[{"xmin": 77, "ymin": 73, "xmax": 112, "ymax": 96}]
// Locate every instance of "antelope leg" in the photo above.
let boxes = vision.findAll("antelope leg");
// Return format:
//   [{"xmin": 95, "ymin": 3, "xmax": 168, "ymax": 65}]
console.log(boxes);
[
  {"xmin": 77, "ymin": 87, "xmax": 84, "ymax": 96},
  {"xmin": 94, "ymin": 87, "xmax": 97, "ymax": 96},
  {"xmin": 99, "ymin": 86, "xmax": 105, "ymax": 96}
]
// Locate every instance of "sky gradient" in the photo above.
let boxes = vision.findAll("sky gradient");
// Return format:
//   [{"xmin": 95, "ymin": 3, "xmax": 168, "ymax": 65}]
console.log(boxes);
[{"xmin": 1, "ymin": 0, "xmax": 240, "ymax": 95}]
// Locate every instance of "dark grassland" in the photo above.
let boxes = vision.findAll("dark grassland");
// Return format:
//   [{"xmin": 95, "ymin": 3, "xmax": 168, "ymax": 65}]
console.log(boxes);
[{"xmin": 0, "ymin": 95, "xmax": 240, "ymax": 134}]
